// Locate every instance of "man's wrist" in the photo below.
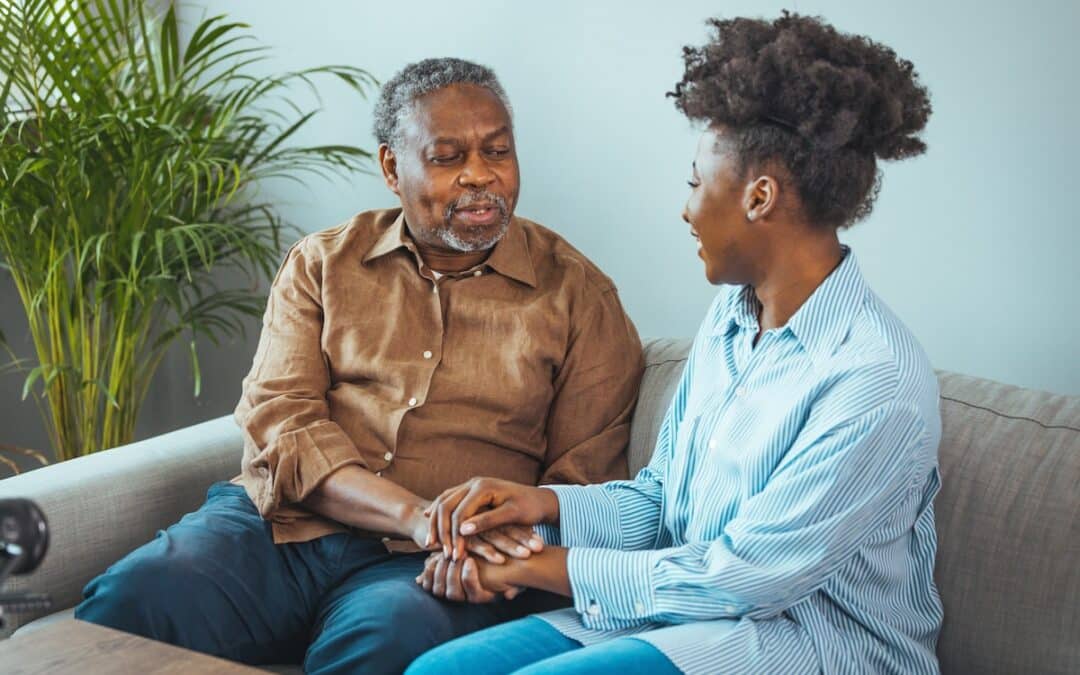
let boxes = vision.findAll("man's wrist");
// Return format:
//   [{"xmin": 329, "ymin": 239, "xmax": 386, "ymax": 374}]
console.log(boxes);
[{"xmin": 397, "ymin": 499, "xmax": 429, "ymax": 539}]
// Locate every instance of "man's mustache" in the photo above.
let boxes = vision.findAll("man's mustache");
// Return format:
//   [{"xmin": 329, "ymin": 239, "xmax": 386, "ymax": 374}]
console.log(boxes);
[{"xmin": 445, "ymin": 192, "xmax": 508, "ymax": 220}]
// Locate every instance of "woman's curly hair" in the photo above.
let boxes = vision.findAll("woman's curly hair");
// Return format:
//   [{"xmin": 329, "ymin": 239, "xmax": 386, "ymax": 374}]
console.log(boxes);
[{"xmin": 670, "ymin": 12, "xmax": 932, "ymax": 228}]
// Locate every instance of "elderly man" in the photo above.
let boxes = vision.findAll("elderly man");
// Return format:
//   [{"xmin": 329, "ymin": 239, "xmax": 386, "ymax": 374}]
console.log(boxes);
[{"xmin": 75, "ymin": 58, "xmax": 644, "ymax": 674}]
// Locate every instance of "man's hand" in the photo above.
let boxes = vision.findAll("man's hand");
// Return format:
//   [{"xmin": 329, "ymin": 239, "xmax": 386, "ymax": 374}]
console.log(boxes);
[
  {"xmin": 416, "ymin": 552, "xmax": 522, "ymax": 603},
  {"xmin": 425, "ymin": 478, "xmax": 560, "ymax": 561},
  {"xmin": 406, "ymin": 502, "xmax": 438, "ymax": 551}
]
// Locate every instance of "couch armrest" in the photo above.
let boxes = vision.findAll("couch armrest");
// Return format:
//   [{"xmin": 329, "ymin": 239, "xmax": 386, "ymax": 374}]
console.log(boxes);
[{"xmin": 0, "ymin": 415, "xmax": 243, "ymax": 632}]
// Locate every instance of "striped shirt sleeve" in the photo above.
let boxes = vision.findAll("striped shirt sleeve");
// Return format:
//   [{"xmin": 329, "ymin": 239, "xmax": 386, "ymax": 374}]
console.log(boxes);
[{"xmin": 566, "ymin": 401, "xmax": 929, "ymax": 626}]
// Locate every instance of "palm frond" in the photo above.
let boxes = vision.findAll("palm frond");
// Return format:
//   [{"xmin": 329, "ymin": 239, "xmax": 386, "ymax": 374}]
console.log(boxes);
[{"xmin": 0, "ymin": 0, "xmax": 376, "ymax": 459}]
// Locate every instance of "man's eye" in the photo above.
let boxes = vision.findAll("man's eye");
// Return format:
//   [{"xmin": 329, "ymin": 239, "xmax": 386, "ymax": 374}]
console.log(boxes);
[
  {"xmin": 431, "ymin": 155, "xmax": 460, "ymax": 164},
  {"xmin": 486, "ymin": 148, "xmax": 510, "ymax": 157}
]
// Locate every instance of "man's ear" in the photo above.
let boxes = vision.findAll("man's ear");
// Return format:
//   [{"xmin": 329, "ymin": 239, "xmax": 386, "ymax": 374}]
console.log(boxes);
[{"xmin": 379, "ymin": 144, "xmax": 401, "ymax": 195}]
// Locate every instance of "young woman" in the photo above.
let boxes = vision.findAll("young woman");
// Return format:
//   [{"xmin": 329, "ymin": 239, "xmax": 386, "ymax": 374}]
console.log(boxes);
[{"xmin": 408, "ymin": 13, "xmax": 940, "ymax": 675}]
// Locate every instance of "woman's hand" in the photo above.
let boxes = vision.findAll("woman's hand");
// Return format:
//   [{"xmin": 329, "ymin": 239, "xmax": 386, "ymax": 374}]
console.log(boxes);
[
  {"xmin": 425, "ymin": 478, "xmax": 560, "ymax": 561},
  {"xmin": 462, "ymin": 525, "xmax": 544, "ymax": 564},
  {"xmin": 416, "ymin": 551, "xmax": 522, "ymax": 603}
]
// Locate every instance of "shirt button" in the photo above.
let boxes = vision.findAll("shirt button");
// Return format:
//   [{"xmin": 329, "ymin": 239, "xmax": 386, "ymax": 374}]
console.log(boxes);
[
  {"xmin": 473, "ymin": 269, "xmax": 482, "ymax": 277},
  {"xmin": 408, "ymin": 397, "xmax": 418, "ymax": 406},
  {"xmin": 586, "ymin": 602, "xmax": 601, "ymax": 617},
  {"xmin": 634, "ymin": 601, "xmax": 646, "ymax": 614},
  {"xmin": 383, "ymin": 452, "xmax": 393, "ymax": 461},
  {"xmin": 708, "ymin": 439, "xmax": 717, "ymax": 450},
  {"xmin": 735, "ymin": 386, "xmax": 747, "ymax": 398},
  {"xmin": 423, "ymin": 350, "xmax": 433, "ymax": 359},
  {"xmin": 375, "ymin": 471, "xmax": 383, "ymax": 477},
  {"xmin": 381, "ymin": 536, "xmax": 390, "ymax": 543}
]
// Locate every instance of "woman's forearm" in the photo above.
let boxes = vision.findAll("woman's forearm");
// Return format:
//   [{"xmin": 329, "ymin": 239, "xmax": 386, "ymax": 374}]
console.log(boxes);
[{"xmin": 507, "ymin": 546, "xmax": 572, "ymax": 596}]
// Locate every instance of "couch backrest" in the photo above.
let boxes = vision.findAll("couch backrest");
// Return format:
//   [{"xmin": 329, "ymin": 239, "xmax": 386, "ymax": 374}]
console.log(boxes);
[{"xmin": 631, "ymin": 338, "xmax": 1080, "ymax": 675}]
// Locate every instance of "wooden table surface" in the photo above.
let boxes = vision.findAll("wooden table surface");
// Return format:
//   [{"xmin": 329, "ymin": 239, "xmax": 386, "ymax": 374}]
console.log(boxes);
[{"xmin": 0, "ymin": 618, "xmax": 268, "ymax": 674}]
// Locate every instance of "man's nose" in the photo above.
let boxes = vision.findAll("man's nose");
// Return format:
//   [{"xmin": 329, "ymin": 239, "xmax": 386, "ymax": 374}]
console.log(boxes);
[{"xmin": 458, "ymin": 154, "xmax": 496, "ymax": 188}]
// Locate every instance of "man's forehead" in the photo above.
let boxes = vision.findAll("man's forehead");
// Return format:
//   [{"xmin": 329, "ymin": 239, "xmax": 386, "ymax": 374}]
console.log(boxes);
[{"xmin": 402, "ymin": 84, "xmax": 512, "ymax": 143}]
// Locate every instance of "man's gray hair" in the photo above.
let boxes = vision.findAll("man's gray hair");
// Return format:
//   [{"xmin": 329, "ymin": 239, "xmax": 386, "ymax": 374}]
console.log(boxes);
[{"xmin": 372, "ymin": 57, "xmax": 512, "ymax": 150}]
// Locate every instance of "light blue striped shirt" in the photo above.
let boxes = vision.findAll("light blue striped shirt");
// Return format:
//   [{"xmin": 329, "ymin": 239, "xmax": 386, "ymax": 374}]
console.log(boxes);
[{"xmin": 535, "ymin": 249, "xmax": 944, "ymax": 674}]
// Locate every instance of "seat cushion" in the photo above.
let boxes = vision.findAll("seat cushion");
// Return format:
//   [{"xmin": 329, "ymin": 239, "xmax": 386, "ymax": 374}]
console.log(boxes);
[{"xmin": 933, "ymin": 372, "xmax": 1080, "ymax": 674}]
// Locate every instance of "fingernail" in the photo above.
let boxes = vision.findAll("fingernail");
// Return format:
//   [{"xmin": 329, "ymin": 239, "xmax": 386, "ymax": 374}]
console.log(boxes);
[
  {"xmin": 494, "ymin": 554, "xmax": 505, "ymax": 564},
  {"xmin": 516, "ymin": 546, "xmax": 529, "ymax": 556},
  {"xmin": 460, "ymin": 523, "xmax": 476, "ymax": 534},
  {"xmin": 529, "ymin": 537, "xmax": 543, "ymax": 550}
]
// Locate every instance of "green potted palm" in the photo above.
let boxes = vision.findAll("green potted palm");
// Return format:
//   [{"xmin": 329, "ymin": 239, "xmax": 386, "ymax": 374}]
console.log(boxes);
[{"xmin": 0, "ymin": 0, "xmax": 374, "ymax": 465}]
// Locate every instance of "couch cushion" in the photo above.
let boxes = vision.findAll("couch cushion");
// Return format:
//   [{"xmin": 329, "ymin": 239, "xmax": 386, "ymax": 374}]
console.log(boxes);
[
  {"xmin": 628, "ymin": 339, "xmax": 692, "ymax": 474},
  {"xmin": 934, "ymin": 372, "xmax": 1079, "ymax": 675}
]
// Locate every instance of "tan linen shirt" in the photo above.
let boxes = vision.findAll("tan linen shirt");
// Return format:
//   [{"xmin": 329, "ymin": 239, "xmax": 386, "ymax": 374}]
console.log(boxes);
[{"xmin": 234, "ymin": 208, "xmax": 644, "ymax": 544}]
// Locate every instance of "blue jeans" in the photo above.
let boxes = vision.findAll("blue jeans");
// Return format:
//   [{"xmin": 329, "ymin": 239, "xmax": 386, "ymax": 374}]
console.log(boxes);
[
  {"xmin": 406, "ymin": 616, "xmax": 681, "ymax": 675},
  {"xmin": 75, "ymin": 482, "xmax": 566, "ymax": 674}
]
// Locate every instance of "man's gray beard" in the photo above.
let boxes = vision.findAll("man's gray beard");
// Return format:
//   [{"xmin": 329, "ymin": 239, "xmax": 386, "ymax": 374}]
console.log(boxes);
[
  {"xmin": 436, "ymin": 192, "xmax": 511, "ymax": 252},
  {"xmin": 435, "ymin": 218, "xmax": 510, "ymax": 252}
]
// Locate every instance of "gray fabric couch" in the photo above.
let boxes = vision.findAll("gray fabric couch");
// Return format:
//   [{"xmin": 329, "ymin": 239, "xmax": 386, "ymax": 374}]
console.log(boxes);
[{"xmin": 1, "ymin": 338, "xmax": 1077, "ymax": 674}]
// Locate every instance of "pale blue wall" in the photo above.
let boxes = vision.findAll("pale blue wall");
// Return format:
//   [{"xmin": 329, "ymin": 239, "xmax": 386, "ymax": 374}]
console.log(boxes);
[
  {"xmin": 2, "ymin": 0, "xmax": 1077, "ymax": 458},
  {"xmin": 178, "ymin": 0, "xmax": 1079, "ymax": 395}
]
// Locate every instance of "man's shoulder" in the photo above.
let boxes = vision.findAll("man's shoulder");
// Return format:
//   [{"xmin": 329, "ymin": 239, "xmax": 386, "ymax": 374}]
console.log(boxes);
[
  {"xmin": 295, "ymin": 208, "xmax": 400, "ymax": 261},
  {"xmin": 515, "ymin": 216, "xmax": 617, "ymax": 297}
]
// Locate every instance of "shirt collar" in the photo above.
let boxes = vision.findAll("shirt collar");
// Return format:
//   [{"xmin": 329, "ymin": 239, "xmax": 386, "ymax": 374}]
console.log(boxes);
[
  {"xmin": 711, "ymin": 247, "xmax": 867, "ymax": 365},
  {"xmin": 362, "ymin": 211, "xmax": 537, "ymax": 288},
  {"xmin": 484, "ymin": 217, "xmax": 537, "ymax": 288},
  {"xmin": 785, "ymin": 246, "xmax": 867, "ymax": 365},
  {"xmin": 362, "ymin": 211, "xmax": 411, "ymax": 264}
]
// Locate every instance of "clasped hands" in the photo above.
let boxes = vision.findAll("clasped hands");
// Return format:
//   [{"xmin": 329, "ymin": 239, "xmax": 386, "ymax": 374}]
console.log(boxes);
[{"xmin": 410, "ymin": 477, "xmax": 561, "ymax": 603}]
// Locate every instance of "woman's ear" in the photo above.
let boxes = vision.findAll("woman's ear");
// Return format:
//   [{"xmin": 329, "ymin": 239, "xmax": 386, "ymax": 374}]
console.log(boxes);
[
  {"xmin": 743, "ymin": 175, "xmax": 780, "ymax": 222},
  {"xmin": 379, "ymin": 144, "xmax": 401, "ymax": 195}
]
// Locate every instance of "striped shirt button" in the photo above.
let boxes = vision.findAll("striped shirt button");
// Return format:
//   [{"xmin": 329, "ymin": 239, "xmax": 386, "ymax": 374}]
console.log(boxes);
[
  {"xmin": 708, "ymin": 439, "xmax": 717, "ymax": 450},
  {"xmin": 423, "ymin": 350, "xmax": 433, "ymax": 359},
  {"xmin": 735, "ymin": 386, "xmax": 747, "ymax": 398},
  {"xmin": 383, "ymin": 452, "xmax": 393, "ymax": 461},
  {"xmin": 586, "ymin": 602, "xmax": 601, "ymax": 617},
  {"xmin": 634, "ymin": 601, "xmax": 646, "ymax": 615}
]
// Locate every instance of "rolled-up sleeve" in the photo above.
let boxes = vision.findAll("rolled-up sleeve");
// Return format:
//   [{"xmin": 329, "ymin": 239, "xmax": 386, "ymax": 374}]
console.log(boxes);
[
  {"xmin": 234, "ymin": 239, "xmax": 366, "ymax": 518},
  {"xmin": 539, "ymin": 287, "xmax": 644, "ymax": 488}
]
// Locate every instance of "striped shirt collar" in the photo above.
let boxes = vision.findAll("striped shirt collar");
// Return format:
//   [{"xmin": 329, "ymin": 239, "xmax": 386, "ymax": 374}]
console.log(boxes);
[{"xmin": 718, "ymin": 247, "xmax": 867, "ymax": 366}]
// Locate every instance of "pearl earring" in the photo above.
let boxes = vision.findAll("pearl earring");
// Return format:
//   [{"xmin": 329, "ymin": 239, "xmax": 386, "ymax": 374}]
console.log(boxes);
[{"xmin": 746, "ymin": 211, "xmax": 756, "ymax": 221}]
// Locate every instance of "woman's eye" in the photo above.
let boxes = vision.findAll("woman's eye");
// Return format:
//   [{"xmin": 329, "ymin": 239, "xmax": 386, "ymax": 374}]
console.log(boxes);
[{"xmin": 687, "ymin": 180, "xmax": 700, "ymax": 188}]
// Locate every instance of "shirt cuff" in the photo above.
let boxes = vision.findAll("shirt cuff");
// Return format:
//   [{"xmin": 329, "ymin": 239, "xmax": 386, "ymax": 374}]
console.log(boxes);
[
  {"xmin": 567, "ymin": 547, "xmax": 655, "ymax": 622},
  {"xmin": 545, "ymin": 484, "xmax": 623, "ymax": 549},
  {"xmin": 532, "ymin": 522, "xmax": 561, "ymax": 546}
]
